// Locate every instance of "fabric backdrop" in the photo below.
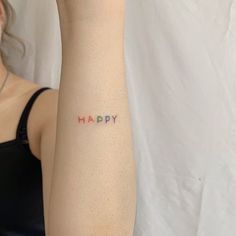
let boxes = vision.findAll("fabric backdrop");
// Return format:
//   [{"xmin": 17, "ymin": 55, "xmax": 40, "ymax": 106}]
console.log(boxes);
[
  {"xmin": 8, "ymin": 0, "xmax": 236, "ymax": 236},
  {"xmin": 9, "ymin": 0, "xmax": 61, "ymax": 88}
]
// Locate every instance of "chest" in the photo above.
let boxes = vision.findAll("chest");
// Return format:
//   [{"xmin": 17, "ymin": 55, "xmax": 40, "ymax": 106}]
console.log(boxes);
[{"xmin": 0, "ymin": 143, "xmax": 45, "ymax": 235}]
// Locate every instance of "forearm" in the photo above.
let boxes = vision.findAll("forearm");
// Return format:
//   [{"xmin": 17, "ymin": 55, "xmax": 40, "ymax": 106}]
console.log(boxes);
[{"xmin": 48, "ymin": 1, "xmax": 136, "ymax": 236}]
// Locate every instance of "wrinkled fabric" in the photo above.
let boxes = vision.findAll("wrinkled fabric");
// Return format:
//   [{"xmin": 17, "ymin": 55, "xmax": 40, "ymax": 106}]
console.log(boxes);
[
  {"xmin": 7, "ymin": 0, "xmax": 236, "ymax": 235},
  {"xmin": 125, "ymin": 0, "xmax": 236, "ymax": 235}
]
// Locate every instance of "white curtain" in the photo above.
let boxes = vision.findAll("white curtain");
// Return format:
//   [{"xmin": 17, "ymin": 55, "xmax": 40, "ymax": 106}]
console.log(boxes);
[
  {"xmin": 9, "ymin": 0, "xmax": 61, "ymax": 88},
  {"xmin": 9, "ymin": 0, "xmax": 236, "ymax": 235}
]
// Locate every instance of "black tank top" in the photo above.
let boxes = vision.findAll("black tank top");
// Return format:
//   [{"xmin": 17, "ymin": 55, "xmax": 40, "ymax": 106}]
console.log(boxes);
[{"xmin": 0, "ymin": 87, "xmax": 51, "ymax": 236}]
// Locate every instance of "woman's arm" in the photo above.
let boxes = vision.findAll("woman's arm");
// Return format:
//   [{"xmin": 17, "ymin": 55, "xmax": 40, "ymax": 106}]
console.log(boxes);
[{"xmin": 47, "ymin": 1, "xmax": 136, "ymax": 235}]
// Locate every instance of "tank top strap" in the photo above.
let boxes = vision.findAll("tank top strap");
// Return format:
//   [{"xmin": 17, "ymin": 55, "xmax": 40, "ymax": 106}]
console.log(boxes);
[{"xmin": 16, "ymin": 87, "xmax": 51, "ymax": 143}]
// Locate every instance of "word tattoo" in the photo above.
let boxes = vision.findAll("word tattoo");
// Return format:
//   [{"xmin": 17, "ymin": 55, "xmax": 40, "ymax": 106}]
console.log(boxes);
[{"xmin": 77, "ymin": 115, "xmax": 118, "ymax": 125}]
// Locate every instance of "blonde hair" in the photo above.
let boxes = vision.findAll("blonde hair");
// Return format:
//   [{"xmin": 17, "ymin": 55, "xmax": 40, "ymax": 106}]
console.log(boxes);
[{"xmin": 0, "ymin": 0, "xmax": 25, "ymax": 70}]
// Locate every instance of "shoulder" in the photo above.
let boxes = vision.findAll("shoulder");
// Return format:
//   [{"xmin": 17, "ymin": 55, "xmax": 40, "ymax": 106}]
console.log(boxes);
[
  {"xmin": 18, "ymin": 76, "xmax": 59, "ymax": 131},
  {"xmin": 37, "ymin": 87, "xmax": 59, "ymax": 141},
  {"xmin": 38, "ymin": 88, "xmax": 59, "ymax": 125},
  {"xmin": 38, "ymin": 88, "xmax": 59, "ymax": 161},
  {"xmin": 6, "ymin": 73, "xmax": 59, "ymax": 161}
]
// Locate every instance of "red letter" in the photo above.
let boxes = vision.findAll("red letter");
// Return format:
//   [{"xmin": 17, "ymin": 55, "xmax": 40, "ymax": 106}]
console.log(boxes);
[
  {"xmin": 78, "ymin": 116, "xmax": 86, "ymax": 124},
  {"xmin": 88, "ymin": 115, "xmax": 95, "ymax": 123}
]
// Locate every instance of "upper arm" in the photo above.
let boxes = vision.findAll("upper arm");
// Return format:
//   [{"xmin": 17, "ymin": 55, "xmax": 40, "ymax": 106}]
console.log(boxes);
[{"xmin": 39, "ymin": 89, "xmax": 59, "ymax": 233}]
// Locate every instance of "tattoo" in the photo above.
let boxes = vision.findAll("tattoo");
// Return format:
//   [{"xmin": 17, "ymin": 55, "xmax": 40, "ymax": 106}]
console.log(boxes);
[{"xmin": 78, "ymin": 115, "xmax": 118, "ymax": 124}]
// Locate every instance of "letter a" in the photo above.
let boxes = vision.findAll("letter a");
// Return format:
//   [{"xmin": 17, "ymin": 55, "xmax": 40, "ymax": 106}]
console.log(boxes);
[{"xmin": 88, "ymin": 115, "xmax": 95, "ymax": 123}]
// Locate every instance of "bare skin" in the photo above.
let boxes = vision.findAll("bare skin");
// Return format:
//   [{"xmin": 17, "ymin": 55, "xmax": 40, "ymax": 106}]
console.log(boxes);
[
  {"xmin": 0, "ymin": 61, "xmax": 58, "ymax": 161},
  {"xmin": 0, "ymin": 57, "xmax": 59, "ymax": 232},
  {"xmin": 0, "ymin": 1, "xmax": 136, "ymax": 235}
]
